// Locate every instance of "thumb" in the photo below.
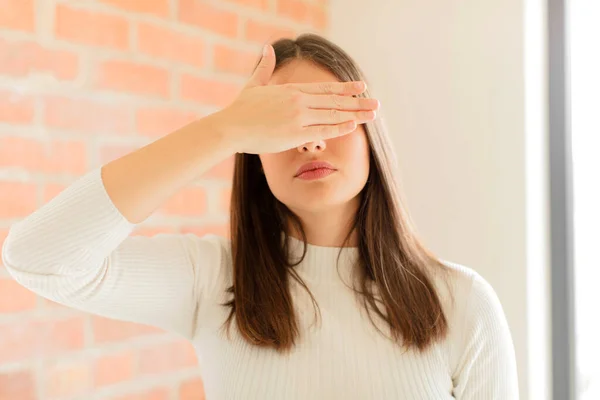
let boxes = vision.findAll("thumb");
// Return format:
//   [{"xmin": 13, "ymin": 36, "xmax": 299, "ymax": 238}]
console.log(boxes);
[{"xmin": 247, "ymin": 44, "xmax": 275, "ymax": 87}]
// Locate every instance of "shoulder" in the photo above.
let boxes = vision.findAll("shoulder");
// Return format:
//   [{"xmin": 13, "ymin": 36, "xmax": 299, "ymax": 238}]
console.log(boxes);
[
  {"xmin": 429, "ymin": 260, "xmax": 512, "ymax": 348},
  {"xmin": 431, "ymin": 260, "xmax": 501, "ymax": 313},
  {"xmin": 180, "ymin": 233, "xmax": 233, "ymax": 290},
  {"xmin": 185, "ymin": 233, "xmax": 232, "ymax": 260},
  {"xmin": 440, "ymin": 260, "xmax": 506, "ymax": 323}
]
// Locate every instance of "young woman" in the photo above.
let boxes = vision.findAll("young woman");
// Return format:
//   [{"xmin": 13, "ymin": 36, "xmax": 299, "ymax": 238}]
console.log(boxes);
[{"xmin": 2, "ymin": 34, "xmax": 518, "ymax": 399}]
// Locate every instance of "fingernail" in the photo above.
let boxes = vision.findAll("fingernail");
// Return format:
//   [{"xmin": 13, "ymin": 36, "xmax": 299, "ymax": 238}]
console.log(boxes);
[
  {"xmin": 354, "ymin": 81, "xmax": 364, "ymax": 90},
  {"xmin": 263, "ymin": 44, "xmax": 269, "ymax": 56},
  {"xmin": 362, "ymin": 110, "xmax": 375, "ymax": 119},
  {"xmin": 366, "ymin": 98, "xmax": 380, "ymax": 108}
]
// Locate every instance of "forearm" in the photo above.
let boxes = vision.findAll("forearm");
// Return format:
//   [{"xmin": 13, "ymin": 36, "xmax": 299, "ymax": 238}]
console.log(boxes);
[
  {"xmin": 102, "ymin": 113, "xmax": 236, "ymax": 224},
  {"xmin": 2, "ymin": 113, "xmax": 235, "ymax": 276}
]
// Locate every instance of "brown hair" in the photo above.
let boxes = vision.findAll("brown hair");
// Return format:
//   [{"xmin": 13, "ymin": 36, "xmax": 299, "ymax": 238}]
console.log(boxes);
[{"xmin": 223, "ymin": 33, "xmax": 450, "ymax": 352}]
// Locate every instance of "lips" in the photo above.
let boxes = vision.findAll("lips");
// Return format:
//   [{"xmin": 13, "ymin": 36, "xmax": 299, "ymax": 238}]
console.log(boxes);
[{"xmin": 294, "ymin": 161, "xmax": 337, "ymax": 179}]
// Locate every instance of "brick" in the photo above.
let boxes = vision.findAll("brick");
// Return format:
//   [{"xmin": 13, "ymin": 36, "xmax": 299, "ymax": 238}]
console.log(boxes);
[
  {"xmin": 0, "ymin": 317, "xmax": 85, "ymax": 363},
  {"xmin": 275, "ymin": 0, "xmax": 308, "ymax": 23},
  {"xmin": 245, "ymin": 20, "xmax": 295, "ymax": 43},
  {"xmin": 99, "ymin": 144, "xmax": 138, "ymax": 165},
  {"xmin": 0, "ymin": 38, "xmax": 79, "ymax": 80},
  {"xmin": 43, "ymin": 183, "xmax": 67, "ymax": 204},
  {"xmin": 94, "ymin": 350, "xmax": 135, "ymax": 387},
  {"xmin": 0, "ymin": 182, "xmax": 36, "ymax": 218},
  {"xmin": 0, "ymin": 370, "xmax": 36, "ymax": 400},
  {"xmin": 0, "ymin": 137, "xmax": 87, "ymax": 175},
  {"xmin": 276, "ymin": 0, "xmax": 327, "ymax": 29},
  {"xmin": 223, "ymin": 0, "xmax": 268, "ymax": 10},
  {"xmin": 178, "ymin": 0, "xmax": 238, "ymax": 38},
  {"xmin": 160, "ymin": 187, "xmax": 207, "ymax": 216},
  {"xmin": 95, "ymin": 60, "xmax": 170, "ymax": 98},
  {"xmin": 112, "ymin": 387, "xmax": 170, "ymax": 400},
  {"xmin": 313, "ymin": 6, "xmax": 327, "ymax": 30},
  {"xmin": 219, "ymin": 187, "xmax": 231, "ymax": 214},
  {"xmin": 0, "ymin": 0, "xmax": 35, "ymax": 32},
  {"xmin": 43, "ymin": 95, "xmax": 133, "ymax": 135},
  {"xmin": 135, "ymin": 106, "xmax": 196, "ymax": 137},
  {"xmin": 138, "ymin": 340, "xmax": 197, "ymax": 375},
  {"xmin": 99, "ymin": 0, "xmax": 169, "ymax": 17},
  {"xmin": 92, "ymin": 316, "xmax": 162, "ymax": 344},
  {"xmin": 45, "ymin": 360, "xmax": 90, "ymax": 398},
  {"xmin": 180, "ymin": 75, "xmax": 240, "ymax": 108},
  {"xmin": 0, "ymin": 90, "xmax": 34, "ymax": 124},
  {"xmin": 201, "ymin": 155, "xmax": 234, "ymax": 180},
  {"xmin": 55, "ymin": 4, "xmax": 130, "ymax": 50},
  {"xmin": 180, "ymin": 224, "xmax": 229, "ymax": 238},
  {"xmin": 213, "ymin": 44, "xmax": 258, "ymax": 76},
  {"xmin": 0, "ymin": 278, "xmax": 37, "ymax": 313},
  {"xmin": 137, "ymin": 23, "xmax": 205, "ymax": 68},
  {"xmin": 179, "ymin": 377, "xmax": 205, "ymax": 400},
  {"xmin": 132, "ymin": 226, "xmax": 177, "ymax": 237}
]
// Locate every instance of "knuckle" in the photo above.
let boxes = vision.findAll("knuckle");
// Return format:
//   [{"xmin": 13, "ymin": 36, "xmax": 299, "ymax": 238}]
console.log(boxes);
[
  {"xmin": 330, "ymin": 94, "xmax": 342, "ymax": 108},
  {"xmin": 319, "ymin": 82, "xmax": 331, "ymax": 93},
  {"xmin": 290, "ymin": 92, "xmax": 304, "ymax": 106},
  {"xmin": 290, "ymin": 108, "xmax": 304, "ymax": 124},
  {"xmin": 281, "ymin": 83, "xmax": 295, "ymax": 93}
]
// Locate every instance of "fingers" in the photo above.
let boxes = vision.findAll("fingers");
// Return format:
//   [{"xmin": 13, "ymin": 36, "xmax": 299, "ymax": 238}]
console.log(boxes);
[
  {"xmin": 295, "ymin": 81, "xmax": 367, "ymax": 95},
  {"xmin": 306, "ymin": 93, "xmax": 380, "ymax": 111},
  {"xmin": 246, "ymin": 44, "xmax": 276, "ymax": 87},
  {"xmin": 303, "ymin": 121, "xmax": 358, "ymax": 140},
  {"xmin": 303, "ymin": 109, "xmax": 376, "ymax": 126}
]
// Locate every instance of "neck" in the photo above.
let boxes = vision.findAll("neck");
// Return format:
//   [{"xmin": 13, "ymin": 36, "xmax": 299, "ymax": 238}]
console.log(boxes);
[{"xmin": 287, "ymin": 197, "xmax": 360, "ymax": 248}]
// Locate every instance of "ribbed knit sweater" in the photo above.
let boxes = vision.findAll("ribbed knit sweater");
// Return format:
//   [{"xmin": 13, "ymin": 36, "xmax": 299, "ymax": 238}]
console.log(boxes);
[{"xmin": 2, "ymin": 168, "xmax": 519, "ymax": 399}]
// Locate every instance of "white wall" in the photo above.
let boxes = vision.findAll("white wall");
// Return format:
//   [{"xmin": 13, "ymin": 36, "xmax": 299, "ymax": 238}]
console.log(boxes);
[{"xmin": 329, "ymin": 1, "xmax": 550, "ymax": 399}]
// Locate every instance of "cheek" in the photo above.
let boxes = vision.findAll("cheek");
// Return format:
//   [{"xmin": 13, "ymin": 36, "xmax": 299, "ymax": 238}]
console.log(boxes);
[
  {"xmin": 338, "ymin": 127, "xmax": 370, "ymax": 182},
  {"xmin": 259, "ymin": 153, "xmax": 291, "ymax": 193}
]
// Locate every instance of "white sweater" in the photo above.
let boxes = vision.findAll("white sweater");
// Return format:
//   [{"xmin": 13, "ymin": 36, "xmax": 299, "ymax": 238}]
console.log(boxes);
[{"xmin": 2, "ymin": 168, "xmax": 519, "ymax": 400}]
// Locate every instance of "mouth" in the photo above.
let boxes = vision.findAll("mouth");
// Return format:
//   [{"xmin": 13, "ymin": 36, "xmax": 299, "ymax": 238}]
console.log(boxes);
[{"xmin": 294, "ymin": 161, "xmax": 337, "ymax": 180}]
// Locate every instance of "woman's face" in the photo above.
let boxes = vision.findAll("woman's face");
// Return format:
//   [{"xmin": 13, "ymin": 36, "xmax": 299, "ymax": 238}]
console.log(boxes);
[{"xmin": 259, "ymin": 60, "xmax": 371, "ymax": 214}]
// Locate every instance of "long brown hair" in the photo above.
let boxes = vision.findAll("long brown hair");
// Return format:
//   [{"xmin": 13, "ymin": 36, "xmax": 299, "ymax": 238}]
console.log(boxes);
[{"xmin": 224, "ymin": 33, "xmax": 449, "ymax": 353}]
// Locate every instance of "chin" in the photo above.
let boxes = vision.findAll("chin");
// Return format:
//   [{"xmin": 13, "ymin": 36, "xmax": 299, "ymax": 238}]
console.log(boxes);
[
  {"xmin": 271, "ymin": 176, "xmax": 366, "ymax": 214},
  {"xmin": 281, "ymin": 188, "xmax": 353, "ymax": 214},
  {"xmin": 287, "ymin": 198, "xmax": 339, "ymax": 213}
]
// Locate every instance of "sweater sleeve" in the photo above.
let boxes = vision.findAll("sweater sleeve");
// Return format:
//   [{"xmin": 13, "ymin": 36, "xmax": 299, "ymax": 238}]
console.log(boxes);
[
  {"xmin": 451, "ymin": 273, "xmax": 520, "ymax": 400},
  {"xmin": 1, "ymin": 167, "xmax": 225, "ymax": 340}
]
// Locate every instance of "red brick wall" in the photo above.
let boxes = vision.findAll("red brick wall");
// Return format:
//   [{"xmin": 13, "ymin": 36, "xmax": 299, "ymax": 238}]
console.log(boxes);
[{"xmin": 0, "ymin": 0, "xmax": 328, "ymax": 399}]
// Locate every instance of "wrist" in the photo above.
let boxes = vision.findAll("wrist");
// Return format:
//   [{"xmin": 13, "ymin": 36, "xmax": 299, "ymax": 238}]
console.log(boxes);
[{"xmin": 200, "ymin": 110, "xmax": 245, "ymax": 154}]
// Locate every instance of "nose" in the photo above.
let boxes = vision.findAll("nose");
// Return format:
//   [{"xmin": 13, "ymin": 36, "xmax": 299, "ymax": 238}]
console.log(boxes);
[{"xmin": 297, "ymin": 140, "xmax": 326, "ymax": 153}]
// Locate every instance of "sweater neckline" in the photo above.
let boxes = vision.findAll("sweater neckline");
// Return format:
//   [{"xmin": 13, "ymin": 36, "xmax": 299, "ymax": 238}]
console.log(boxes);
[{"xmin": 285, "ymin": 235, "xmax": 360, "ymax": 284}]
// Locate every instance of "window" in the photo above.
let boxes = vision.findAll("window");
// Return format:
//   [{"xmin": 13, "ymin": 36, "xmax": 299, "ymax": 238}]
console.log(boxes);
[{"xmin": 571, "ymin": 1, "xmax": 600, "ymax": 398}]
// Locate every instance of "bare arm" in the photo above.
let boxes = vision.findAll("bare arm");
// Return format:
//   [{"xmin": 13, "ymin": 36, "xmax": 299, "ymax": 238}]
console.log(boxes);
[{"xmin": 102, "ymin": 116, "xmax": 233, "ymax": 224}]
